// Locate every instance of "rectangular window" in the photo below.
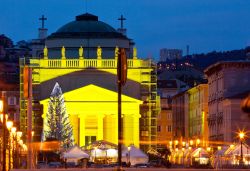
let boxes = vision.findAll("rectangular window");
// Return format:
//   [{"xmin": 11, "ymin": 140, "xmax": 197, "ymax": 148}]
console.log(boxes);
[
  {"xmin": 8, "ymin": 97, "xmax": 16, "ymax": 105},
  {"xmin": 85, "ymin": 136, "xmax": 96, "ymax": 146},
  {"xmin": 157, "ymin": 126, "xmax": 161, "ymax": 132},
  {"xmin": 167, "ymin": 113, "xmax": 171, "ymax": 119},
  {"xmin": 167, "ymin": 125, "xmax": 172, "ymax": 132}
]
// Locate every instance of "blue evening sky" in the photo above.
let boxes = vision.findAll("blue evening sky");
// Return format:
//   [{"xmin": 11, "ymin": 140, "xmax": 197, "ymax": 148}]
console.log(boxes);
[{"xmin": 0, "ymin": 0, "xmax": 250, "ymax": 59}]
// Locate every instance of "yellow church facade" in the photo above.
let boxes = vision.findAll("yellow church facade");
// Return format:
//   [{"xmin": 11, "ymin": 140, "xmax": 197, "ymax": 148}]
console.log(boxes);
[{"xmin": 20, "ymin": 48, "xmax": 158, "ymax": 150}]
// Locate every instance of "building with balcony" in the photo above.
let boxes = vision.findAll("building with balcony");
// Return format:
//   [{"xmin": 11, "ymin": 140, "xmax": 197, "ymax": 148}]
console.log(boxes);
[
  {"xmin": 204, "ymin": 61, "xmax": 250, "ymax": 144},
  {"xmin": 187, "ymin": 84, "xmax": 208, "ymax": 146}
]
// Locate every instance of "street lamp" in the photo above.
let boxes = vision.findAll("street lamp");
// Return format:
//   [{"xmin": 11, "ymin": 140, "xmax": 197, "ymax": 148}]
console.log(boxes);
[
  {"xmin": 182, "ymin": 147, "xmax": 185, "ymax": 166},
  {"xmin": 11, "ymin": 127, "xmax": 16, "ymax": 169},
  {"xmin": 16, "ymin": 131, "xmax": 22, "ymax": 168},
  {"xmin": 127, "ymin": 146, "xmax": 131, "ymax": 166},
  {"xmin": 190, "ymin": 140, "xmax": 194, "ymax": 146},
  {"xmin": 6, "ymin": 121, "xmax": 13, "ymax": 170},
  {"xmin": 94, "ymin": 147, "xmax": 97, "ymax": 163},
  {"xmin": 196, "ymin": 139, "xmax": 200, "ymax": 147},
  {"xmin": 175, "ymin": 140, "xmax": 179, "ymax": 149},
  {"xmin": 239, "ymin": 131, "xmax": 245, "ymax": 165},
  {"xmin": 169, "ymin": 141, "xmax": 173, "ymax": 149}
]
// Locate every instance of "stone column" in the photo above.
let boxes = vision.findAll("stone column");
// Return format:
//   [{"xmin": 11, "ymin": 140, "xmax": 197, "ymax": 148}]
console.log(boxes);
[
  {"xmin": 79, "ymin": 115, "xmax": 86, "ymax": 147},
  {"xmin": 97, "ymin": 114, "xmax": 104, "ymax": 140},
  {"xmin": 103, "ymin": 114, "xmax": 118, "ymax": 144},
  {"xmin": 133, "ymin": 114, "xmax": 140, "ymax": 148},
  {"xmin": 123, "ymin": 114, "xmax": 134, "ymax": 147}
]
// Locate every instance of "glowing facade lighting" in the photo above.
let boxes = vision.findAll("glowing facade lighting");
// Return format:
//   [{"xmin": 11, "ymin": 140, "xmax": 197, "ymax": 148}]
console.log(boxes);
[
  {"xmin": 0, "ymin": 114, "xmax": 8, "ymax": 123},
  {"xmin": 6, "ymin": 121, "xmax": 13, "ymax": 130},
  {"xmin": 206, "ymin": 147, "xmax": 211, "ymax": 152},
  {"xmin": 17, "ymin": 131, "xmax": 22, "ymax": 139},
  {"xmin": 11, "ymin": 127, "xmax": 16, "ymax": 134},
  {"xmin": 0, "ymin": 100, "xmax": 3, "ymax": 113}
]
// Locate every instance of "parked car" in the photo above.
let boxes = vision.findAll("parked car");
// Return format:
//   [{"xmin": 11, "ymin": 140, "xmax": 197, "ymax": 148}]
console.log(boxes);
[
  {"xmin": 134, "ymin": 163, "xmax": 149, "ymax": 168},
  {"xmin": 37, "ymin": 161, "xmax": 47, "ymax": 169},
  {"xmin": 48, "ymin": 162, "xmax": 62, "ymax": 168}
]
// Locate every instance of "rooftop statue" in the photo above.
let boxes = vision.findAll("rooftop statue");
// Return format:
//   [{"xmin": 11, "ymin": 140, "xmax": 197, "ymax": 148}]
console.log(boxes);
[
  {"xmin": 97, "ymin": 46, "xmax": 102, "ymax": 59},
  {"xmin": 79, "ymin": 46, "xmax": 84, "ymax": 59},
  {"xmin": 61, "ymin": 46, "xmax": 66, "ymax": 59},
  {"xmin": 133, "ymin": 47, "xmax": 137, "ymax": 59},
  {"xmin": 43, "ymin": 46, "xmax": 48, "ymax": 59},
  {"xmin": 115, "ymin": 46, "xmax": 119, "ymax": 59}
]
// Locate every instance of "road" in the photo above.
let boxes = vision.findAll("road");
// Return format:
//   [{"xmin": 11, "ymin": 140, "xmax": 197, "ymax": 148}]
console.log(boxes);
[{"xmin": 11, "ymin": 168, "xmax": 250, "ymax": 171}]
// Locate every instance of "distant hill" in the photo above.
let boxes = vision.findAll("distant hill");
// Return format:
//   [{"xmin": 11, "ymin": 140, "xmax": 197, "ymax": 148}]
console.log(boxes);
[
  {"xmin": 183, "ymin": 48, "xmax": 248, "ymax": 70},
  {"xmin": 157, "ymin": 47, "xmax": 249, "ymax": 87}
]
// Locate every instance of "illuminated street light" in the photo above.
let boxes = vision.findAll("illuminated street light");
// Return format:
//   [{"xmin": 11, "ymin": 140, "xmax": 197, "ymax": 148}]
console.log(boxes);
[
  {"xmin": 0, "ymin": 100, "xmax": 3, "ymax": 112},
  {"xmin": 128, "ymin": 146, "xmax": 131, "ymax": 166},
  {"xmin": 207, "ymin": 147, "xmax": 211, "ymax": 152},
  {"xmin": 16, "ymin": 131, "xmax": 22, "ymax": 168},
  {"xmin": 182, "ymin": 147, "xmax": 185, "ymax": 166},
  {"xmin": 6, "ymin": 121, "xmax": 13, "ymax": 130},
  {"xmin": 94, "ymin": 147, "xmax": 97, "ymax": 162},
  {"xmin": 11, "ymin": 127, "xmax": 16, "ymax": 169},
  {"xmin": 196, "ymin": 139, "xmax": 200, "ymax": 147},
  {"xmin": 175, "ymin": 140, "xmax": 179, "ymax": 149},
  {"xmin": 169, "ymin": 141, "xmax": 173, "ymax": 149},
  {"xmin": 190, "ymin": 140, "xmax": 194, "ymax": 146},
  {"xmin": 238, "ymin": 131, "xmax": 245, "ymax": 165},
  {"xmin": 6, "ymin": 120, "xmax": 13, "ymax": 170}
]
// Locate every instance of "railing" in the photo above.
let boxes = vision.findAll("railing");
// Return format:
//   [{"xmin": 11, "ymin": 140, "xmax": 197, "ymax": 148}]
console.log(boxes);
[{"xmin": 29, "ymin": 58, "xmax": 152, "ymax": 68}]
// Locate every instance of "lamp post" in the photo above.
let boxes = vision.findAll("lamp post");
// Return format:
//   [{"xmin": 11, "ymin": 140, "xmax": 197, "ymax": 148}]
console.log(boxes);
[
  {"xmin": 239, "ymin": 132, "xmax": 245, "ymax": 165},
  {"xmin": 190, "ymin": 140, "xmax": 194, "ymax": 147},
  {"xmin": 196, "ymin": 139, "xmax": 200, "ymax": 148},
  {"xmin": 0, "ymin": 100, "xmax": 3, "ymax": 170},
  {"xmin": 127, "ymin": 146, "xmax": 131, "ymax": 166},
  {"xmin": 169, "ymin": 141, "xmax": 173, "ymax": 149},
  {"xmin": 11, "ymin": 127, "xmax": 16, "ymax": 169},
  {"xmin": 94, "ymin": 147, "xmax": 97, "ymax": 163},
  {"xmin": 6, "ymin": 121, "xmax": 13, "ymax": 170},
  {"xmin": 16, "ymin": 131, "xmax": 22, "ymax": 168},
  {"xmin": 182, "ymin": 147, "xmax": 185, "ymax": 166},
  {"xmin": 175, "ymin": 140, "xmax": 179, "ymax": 149},
  {"xmin": 0, "ymin": 98, "xmax": 6, "ymax": 171}
]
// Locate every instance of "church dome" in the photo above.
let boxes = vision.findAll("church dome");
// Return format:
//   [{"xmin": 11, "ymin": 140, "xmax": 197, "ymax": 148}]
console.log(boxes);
[{"xmin": 48, "ymin": 13, "xmax": 126, "ymax": 39}]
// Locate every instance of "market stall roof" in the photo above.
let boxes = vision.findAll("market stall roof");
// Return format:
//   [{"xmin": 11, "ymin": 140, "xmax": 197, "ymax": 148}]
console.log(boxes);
[
  {"xmin": 224, "ymin": 143, "xmax": 250, "ymax": 156},
  {"xmin": 191, "ymin": 148, "xmax": 209, "ymax": 158},
  {"xmin": 62, "ymin": 145, "xmax": 89, "ymax": 159},
  {"xmin": 86, "ymin": 140, "xmax": 117, "ymax": 150},
  {"xmin": 122, "ymin": 145, "xmax": 148, "ymax": 158}
]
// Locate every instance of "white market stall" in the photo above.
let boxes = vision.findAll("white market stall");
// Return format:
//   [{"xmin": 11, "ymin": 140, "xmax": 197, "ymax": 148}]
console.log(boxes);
[
  {"xmin": 122, "ymin": 145, "xmax": 148, "ymax": 166},
  {"xmin": 223, "ymin": 143, "xmax": 250, "ymax": 165},
  {"xmin": 62, "ymin": 145, "xmax": 89, "ymax": 164}
]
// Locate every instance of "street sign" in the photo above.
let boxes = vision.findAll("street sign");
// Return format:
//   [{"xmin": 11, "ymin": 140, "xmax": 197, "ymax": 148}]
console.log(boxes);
[{"xmin": 117, "ymin": 48, "xmax": 127, "ymax": 86}]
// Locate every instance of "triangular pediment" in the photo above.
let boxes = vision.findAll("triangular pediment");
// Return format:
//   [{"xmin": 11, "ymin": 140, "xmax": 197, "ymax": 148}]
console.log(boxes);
[{"xmin": 63, "ymin": 84, "xmax": 142, "ymax": 103}]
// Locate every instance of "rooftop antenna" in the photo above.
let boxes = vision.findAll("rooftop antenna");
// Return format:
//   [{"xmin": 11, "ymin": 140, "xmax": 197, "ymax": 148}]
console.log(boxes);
[
  {"xmin": 186, "ymin": 45, "xmax": 190, "ymax": 56},
  {"xmin": 84, "ymin": 0, "xmax": 88, "ymax": 12}
]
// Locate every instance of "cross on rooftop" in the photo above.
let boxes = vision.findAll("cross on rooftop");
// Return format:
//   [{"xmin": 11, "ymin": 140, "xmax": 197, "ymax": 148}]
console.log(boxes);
[
  {"xmin": 118, "ymin": 15, "xmax": 126, "ymax": 29},
  {"xmin": 39, "ymin": 15, "xmax": 47, "ymax": 28}
]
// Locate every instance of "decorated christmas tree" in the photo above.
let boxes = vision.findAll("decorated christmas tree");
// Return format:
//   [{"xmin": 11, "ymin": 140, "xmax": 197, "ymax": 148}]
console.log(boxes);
[{"xmin": 43, "ymin": 82, "xmax": 74, "ymax": 149}]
